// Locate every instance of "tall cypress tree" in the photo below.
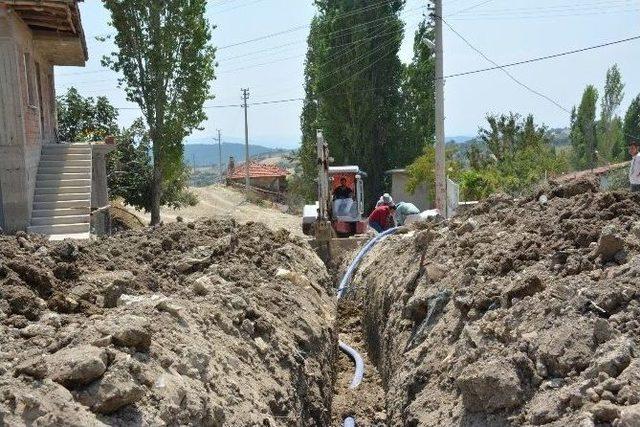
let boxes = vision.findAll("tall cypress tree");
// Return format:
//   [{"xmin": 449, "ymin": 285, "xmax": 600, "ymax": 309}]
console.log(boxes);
[{"xmin": 300, "ymin": 0, "xmax": 406, "ymax": 208}]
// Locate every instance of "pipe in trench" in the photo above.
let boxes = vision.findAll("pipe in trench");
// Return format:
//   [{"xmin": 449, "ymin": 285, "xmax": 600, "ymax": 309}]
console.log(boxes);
[{"xmin": 337, "ymin": 227, "xmax": 398, "ymax": 426}]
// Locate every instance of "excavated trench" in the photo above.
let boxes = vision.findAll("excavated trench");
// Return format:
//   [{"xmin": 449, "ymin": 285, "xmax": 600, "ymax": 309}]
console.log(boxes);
[
  {"xmin": 2, "ymin": 181, "xmax": 640, "ymax": 426},
  {"xmin": 326, "ymin": 184, "xmax": 640, "ymax": 427}
]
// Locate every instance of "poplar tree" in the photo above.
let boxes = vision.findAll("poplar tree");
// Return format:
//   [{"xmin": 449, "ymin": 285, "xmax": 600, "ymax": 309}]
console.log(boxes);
[{"xmin": 102, "ymin": 0, "xmax": 215, "ymax": 224}]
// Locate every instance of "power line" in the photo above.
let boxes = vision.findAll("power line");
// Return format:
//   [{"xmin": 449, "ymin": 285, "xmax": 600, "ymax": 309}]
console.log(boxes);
[
  {"xmin": 452, "ymin": 0, "xmax": 639, "ymax": 16},
  {"xmin": 441, "ymin": 16, "xmax": 571, "ymax": 113},
  {"xmin": 112, "ymin": 31, "xmax": 640, "ymax": 111},
  {"xmin": 447, "ymin": 0, "xmax": 495, "ymax": 17},
  {"xmin": 450, "ymin": 8, "xmax": 640, "ymax": 22},
  {"xmin": 444, "ymin": 34, "xmax": 640, "ymax": 79}
]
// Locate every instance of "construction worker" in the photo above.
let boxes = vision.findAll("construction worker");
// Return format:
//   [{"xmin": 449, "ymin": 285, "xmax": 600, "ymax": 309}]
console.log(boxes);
[
  {"xmin": 629, "ymin": 140, "xmax": 640, "ymax": 193},
  {"xmin": 375, "ymin": 193, "xmax": 393, "ymax": 207},
  {"xmin": 333, "ymin": 177, "xmax": 354, "ymax": 200},
  {"xmin": 368, "ymin": 204, "xmax": 396, "ymax": 233},
  {"xmin": 395, "ymin": 201, "xmax": 421, "ymax": 226}
]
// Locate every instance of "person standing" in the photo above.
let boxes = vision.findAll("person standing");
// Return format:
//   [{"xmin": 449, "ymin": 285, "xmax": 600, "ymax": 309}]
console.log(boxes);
[
  {"xmin": 368, "ymin": 204, "xmax": 396, "ymax": 233},
  {"xmin": 395, "ymin": 201, "xmax": 421, "ymax": 226},
  {"xmin": 629, "ymin": 140, "xmax": 640, "ymax": 193}
]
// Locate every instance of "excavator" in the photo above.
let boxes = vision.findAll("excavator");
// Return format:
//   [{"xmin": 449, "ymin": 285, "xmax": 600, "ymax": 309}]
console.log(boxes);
[{"xmin": 302, "ymin": 130, "xmax": 370, "ymax": 260}]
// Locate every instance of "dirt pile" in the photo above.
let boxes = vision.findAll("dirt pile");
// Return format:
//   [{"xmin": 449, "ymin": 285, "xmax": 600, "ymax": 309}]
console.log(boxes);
[
  {"xmin": 352, "ymin": 185, "xmax": 640, "ymax": 426},
  {"xmin": 0, "ymin": 219, "xmax": 336, "ymax": 426}
]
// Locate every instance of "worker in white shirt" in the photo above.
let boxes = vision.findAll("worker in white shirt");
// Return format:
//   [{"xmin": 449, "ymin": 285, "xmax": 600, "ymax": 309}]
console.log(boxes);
[{"xmin": 629, "ymin": 140, "xmax": 640, "ymax": 193}]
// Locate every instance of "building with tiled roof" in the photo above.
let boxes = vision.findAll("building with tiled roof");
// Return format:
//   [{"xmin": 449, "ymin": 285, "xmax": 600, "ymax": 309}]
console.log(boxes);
[{"xmin": 227, "ymin": 160, "xmax": 289, "ymax": 193}]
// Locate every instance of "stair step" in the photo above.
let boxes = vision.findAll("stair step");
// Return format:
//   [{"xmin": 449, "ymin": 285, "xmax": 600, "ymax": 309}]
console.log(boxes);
[
  {"xmin": 32, "ymin": 207, "xmax": 91, "ymax": 217},
  {"xmin": 33, "ymin": 200, "xmax": 90, "ymax": 210},
  {"xmin": 34, "ymin": 193, "xmax": 91, "ymax": 202},
  {"xmin": 42, "ymin": 144, "xmax": 91, "ymax": 152},
  {"xmin": 39, "ymin": 166, "xmax": 90, "ymax": 174},
  {"xmin": 40, "ymin": 160, "xmax": 92, "ymax": 168},
  {"xmin": 40, "ymin": 154, "xmax": 92, "ymax": 161},
  {"xmin": 27, "ymin": 223, "xmax": 90, "ymax": 235},
  {"xmin": 36, "ymin": 179, "xmax": 91, "ymax": 189},
  {"xmin": 31, "ymin": 214, "xmax": 90, "ymax": 226},
  {"xmin": 35, "ymin": 186, "xmax": 91, "ymax": 195},
  {"xmin": 38, "ymin": 172, "xmax": 91, "ymax": 181}
]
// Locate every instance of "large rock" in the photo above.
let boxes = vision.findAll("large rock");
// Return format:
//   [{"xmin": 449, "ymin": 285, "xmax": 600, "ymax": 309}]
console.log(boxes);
[
  {"xmin": 107, "ymin": 315, "xmax": 152, "ymax": 351},
  {"xmin": 619, "ymin": 404, "xmax": 640, "ymax": 427},
  {"xmin": 83, "ymin": 271, "xmax": 134, "ymax": 308},
  {"xmin": 456, "ymin": 357, "xmax": 524, "ymax": 412},
  {"xmin": 595, "ymin": 225, "xmax": 625, "ymax": 263},
  {"xmin": 48, "ymin": 345, "xmax": 108, "ymax": 388},
  {"xmin": 75, "ymin": 356, "xmax": 144, "ymax": 414}
]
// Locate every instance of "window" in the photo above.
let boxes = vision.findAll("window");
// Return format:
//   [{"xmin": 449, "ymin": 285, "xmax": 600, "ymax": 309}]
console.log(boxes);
[{"xmin": 23, "ymin": 52, "xmax": 37, "ymax": 107}]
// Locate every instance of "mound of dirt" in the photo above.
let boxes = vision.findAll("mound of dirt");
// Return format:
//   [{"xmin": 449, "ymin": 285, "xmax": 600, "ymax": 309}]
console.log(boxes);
[
  {"xmin": 0, "ymin": 219, "xmax": 336, "ymax": 426},
  {"xmin": 352, "ymin": 186, "xmax": 640, "ymax": 426}
]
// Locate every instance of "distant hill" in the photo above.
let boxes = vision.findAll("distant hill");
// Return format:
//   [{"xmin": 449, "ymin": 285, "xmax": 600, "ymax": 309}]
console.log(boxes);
[{"xmin": 183, "ymin": 143, "xmax": 290, "ymax": 168}]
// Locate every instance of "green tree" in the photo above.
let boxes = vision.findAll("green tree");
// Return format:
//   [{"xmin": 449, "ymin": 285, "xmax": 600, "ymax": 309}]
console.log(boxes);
[
  {"xmin": 300, "ymin": 0, "xmax": 406, "ymax": 208},
  {"xmin": 599, "ymin": 65, "xmax": 625, "ymax": 162},
  {"xmin": 56, "ymin": 87, "xmax": 118, "ymax": 142},
  {"xmin": 623, "ymin": 94, "xmax": 640, "ymax": 156},
  {"xmin": 399, "ymin": 18, "xmax": 436, "ymax": 164},
  {"xmin": 570, "ymin": 85, "xmax": 599, "ymax": 170},
  {"xmin": 107, "ymin": 119, "xmax": 196, "ymax": 212},
  {"xmin": 102, "ymin": 0, "xmax": 215, "ymax": 225},
  {"xmin": 425, "ymin": 113, "xmax": 569, "ymax": 200}
]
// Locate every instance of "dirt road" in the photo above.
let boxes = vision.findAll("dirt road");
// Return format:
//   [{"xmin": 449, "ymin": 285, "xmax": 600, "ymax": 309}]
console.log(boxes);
[{"xmin": 132, "ymin": 185, "xmax": 303, "ymax": 236}]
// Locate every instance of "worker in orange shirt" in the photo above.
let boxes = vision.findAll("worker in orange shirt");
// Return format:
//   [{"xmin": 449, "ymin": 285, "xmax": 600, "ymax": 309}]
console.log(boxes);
[{"xmin": 368, "ymin": 204, "xmax": 396, "ymax": 233}]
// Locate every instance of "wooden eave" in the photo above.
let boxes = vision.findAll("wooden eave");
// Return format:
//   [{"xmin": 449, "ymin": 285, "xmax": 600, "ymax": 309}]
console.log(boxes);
[{"xmin": 2, "ymin": 0, "xmax": 88, "ymax": 66}]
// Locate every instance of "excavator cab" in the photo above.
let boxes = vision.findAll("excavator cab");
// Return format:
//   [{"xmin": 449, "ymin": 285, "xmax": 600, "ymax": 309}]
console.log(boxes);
[
  {"xmin": 328, "ymin": 166, "xmax": 367, "ymax": 236},
  {"xmin": 302, "ymin": 131, "xmax": 369, "ymax": 238}
]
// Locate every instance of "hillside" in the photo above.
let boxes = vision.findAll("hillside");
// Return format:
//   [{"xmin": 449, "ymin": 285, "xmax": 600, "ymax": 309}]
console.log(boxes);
[{"xmin": 183, "ymin": 143, "xmax": 291, "ymax": 168}]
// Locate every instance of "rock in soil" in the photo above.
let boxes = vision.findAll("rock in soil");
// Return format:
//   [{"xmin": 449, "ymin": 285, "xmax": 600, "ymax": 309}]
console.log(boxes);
[
  {"xmin": 0, "ymin": 219, "xmax": 336, "ymax": 426},
  {"xmin": 352, "ymin": 183, "xmax": 640, "ymax": 426}
]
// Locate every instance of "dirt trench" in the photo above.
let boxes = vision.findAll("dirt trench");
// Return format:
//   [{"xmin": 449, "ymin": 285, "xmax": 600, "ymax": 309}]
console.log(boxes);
[
  {"xmin": 345, "ymin": 184, "xmax": 640, "ymax": 427},
  {"xmin": 0, "ymin": 219, "xmax": 337, "ymax": 426}
]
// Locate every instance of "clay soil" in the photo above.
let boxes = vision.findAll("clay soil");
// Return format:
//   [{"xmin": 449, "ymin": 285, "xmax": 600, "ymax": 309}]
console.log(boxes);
[
  {"xmin": 0, "ymin": 218, "xmax": 335, "ymax": 426},
  {"xmin": 351, "ymin": 180, "xmax": 640, "ymax": 426}
]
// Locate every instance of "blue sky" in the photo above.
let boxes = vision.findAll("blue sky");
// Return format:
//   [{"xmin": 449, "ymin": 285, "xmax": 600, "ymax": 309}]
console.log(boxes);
[{"xmin": 54, "ymin": 0, "xmax": 640, "ymax": 148}]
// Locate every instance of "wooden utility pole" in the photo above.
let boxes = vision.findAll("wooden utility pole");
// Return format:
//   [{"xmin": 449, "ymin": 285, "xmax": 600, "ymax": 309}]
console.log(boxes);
[
  {"xmin": 216, "ymin": 129, "xmax": 223, "ymax": 183},
  {"xmin": 434, "ymin": 0, "xmax": 446, "ymax": 217},
  {"xmin": 242, "ymin": 88, "xmax": 250, "ymax": 193}
]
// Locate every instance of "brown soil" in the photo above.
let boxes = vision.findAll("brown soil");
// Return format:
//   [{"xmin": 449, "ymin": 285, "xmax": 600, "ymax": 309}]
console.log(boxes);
[
  {"xmin": 351, "ymin": 183, "xmax": 640, "ymax": 426},
  {"xmin": 0, "ymin": 219, "xmax": 335, "ymax": 426},
  {"xmin": 332, "ymin": 299, "xmax": 387, "ymax": 426},
  {"xmin": 131, "ymin": 185, "xmax": 302, "ymax": 236}
]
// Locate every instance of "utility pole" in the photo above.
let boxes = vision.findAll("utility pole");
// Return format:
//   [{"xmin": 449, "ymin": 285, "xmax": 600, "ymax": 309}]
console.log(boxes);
[
  {"xmin": 216, "ymin": 129, "xmax": 223, "ymax": 183},
  {"xmin": 241, "ymin": 88, "xmax": 250, "ymax": 193},
  {"xmin": 433, "ymin": 0, "xmax": 447, "ymax": 217}
]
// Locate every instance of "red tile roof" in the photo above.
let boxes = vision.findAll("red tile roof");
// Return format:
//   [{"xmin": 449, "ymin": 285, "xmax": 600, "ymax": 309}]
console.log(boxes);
[{"xmin": 228, "ymin": 162, "xmax": 289, "ymax": 179}]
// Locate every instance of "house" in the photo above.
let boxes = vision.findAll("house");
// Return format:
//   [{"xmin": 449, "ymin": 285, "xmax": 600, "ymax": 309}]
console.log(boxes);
[
  {"xmin": 0, "ymin": 0, "xmax": 113, "ymax": 238},
  {"xmin": 385, "ymin": 169, "xmax": 432, "ymax": 211},
  {"xmin": 227, "ymin": 158, "xmax": 289, "ymax": 193}
]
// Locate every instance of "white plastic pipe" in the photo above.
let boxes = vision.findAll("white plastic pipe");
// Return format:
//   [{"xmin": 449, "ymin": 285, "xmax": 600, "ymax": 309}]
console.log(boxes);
[{"xmin": 337, "ymin": 227, "xmax": 398, "ymax": 426}]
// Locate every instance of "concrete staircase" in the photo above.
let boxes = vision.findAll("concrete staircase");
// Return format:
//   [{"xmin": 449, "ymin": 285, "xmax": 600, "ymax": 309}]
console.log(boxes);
[{"xmin": 28, "ymin": 144, "xmax": 92, "ymax": 240}]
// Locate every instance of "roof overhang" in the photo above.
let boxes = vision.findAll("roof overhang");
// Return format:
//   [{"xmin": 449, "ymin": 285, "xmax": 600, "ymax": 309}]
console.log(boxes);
[{"xmin": 3, "ymin": 0, "xmax": 87, "ymax": 66}]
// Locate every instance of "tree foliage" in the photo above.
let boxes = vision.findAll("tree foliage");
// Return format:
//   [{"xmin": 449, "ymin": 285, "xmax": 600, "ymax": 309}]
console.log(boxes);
[
  {"xmin": 599, "ymin": 65, "xmax": 625, "ymax": 162},
  {"xmin": 570, "ymin": 85, "xmax": 598, "ymax": 170},
  {"xmin": 624, "ymin": 94, "xmax": 640, "ymax": 147},
  {"xmin": 102, "ymin": 0, "xmax": 215, "ymax": 224},
  {"xmin": 410, "ymin": 113, "xmax": 568, "ymax": 201},
  {"xmin": 299, "ymin": 0, "xmax": 411, "ymax": 208},
  {"xmin": 56, "ymin": 87, "xmax": 119, "ymax": 142},
  {"xmin": 107, "ymin": 119, "xmax": 197, "ymax": 212},
  {"xmin": 399, "ymin": 18, "xmax": 435, "ymax": 165}
]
